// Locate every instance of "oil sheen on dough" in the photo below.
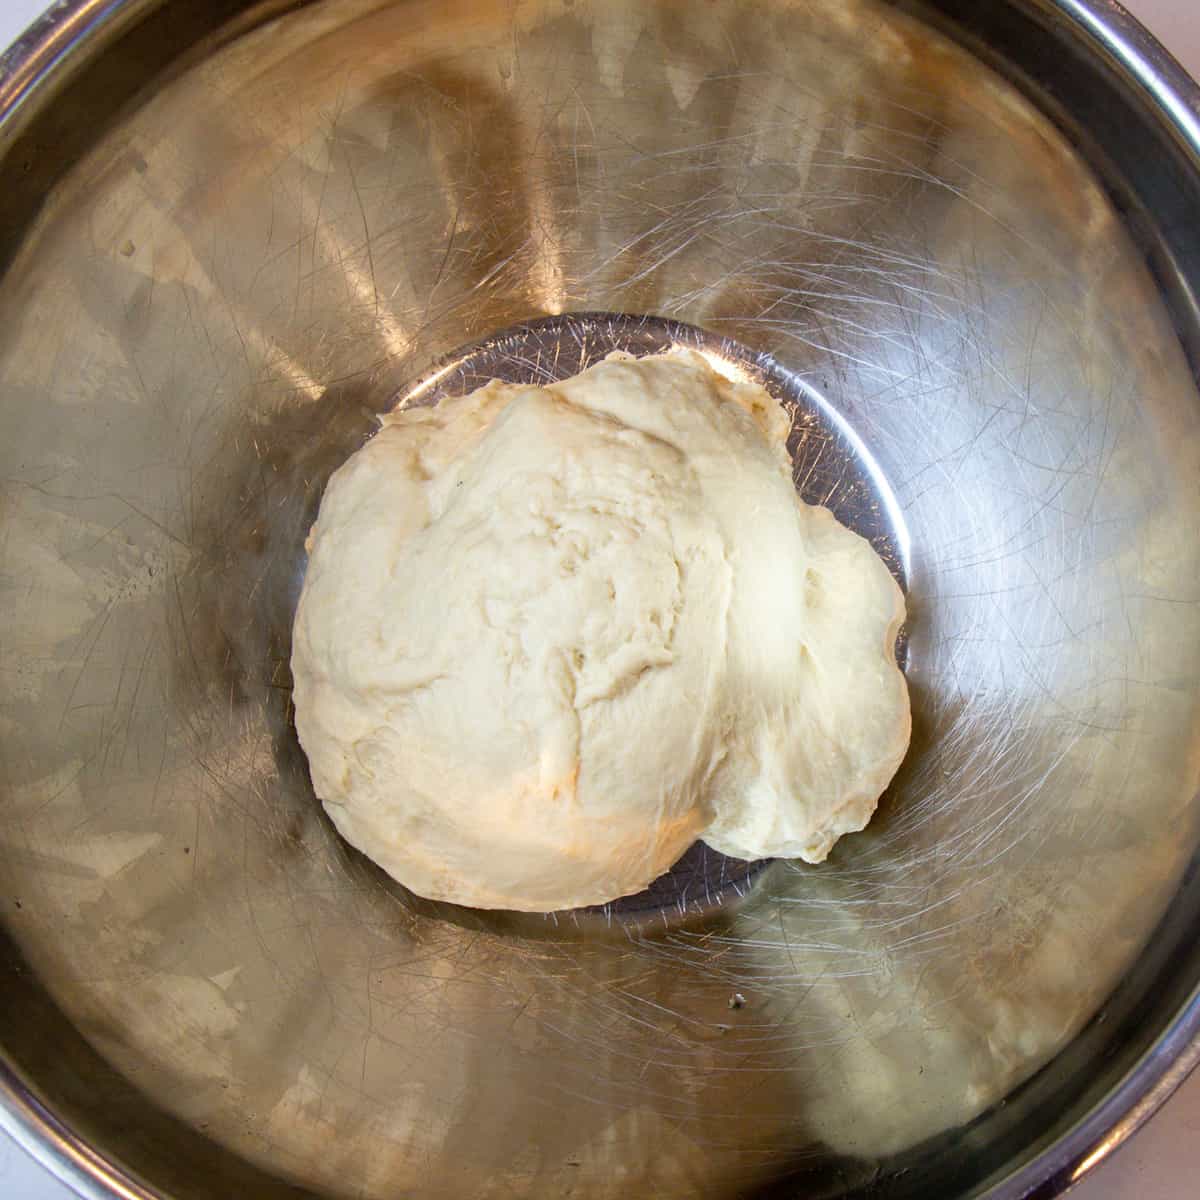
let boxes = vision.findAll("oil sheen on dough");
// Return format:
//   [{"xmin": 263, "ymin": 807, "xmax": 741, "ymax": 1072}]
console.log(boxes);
[{"xmin": 291, "ymin": 350, "xmax": 910, "ymax": 911}]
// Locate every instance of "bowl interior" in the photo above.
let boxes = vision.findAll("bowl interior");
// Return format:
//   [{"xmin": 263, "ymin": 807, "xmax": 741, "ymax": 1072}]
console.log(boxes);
[{"xmin": 1, "ymin": 1, "xmax": 1199, "ymax": 1198}]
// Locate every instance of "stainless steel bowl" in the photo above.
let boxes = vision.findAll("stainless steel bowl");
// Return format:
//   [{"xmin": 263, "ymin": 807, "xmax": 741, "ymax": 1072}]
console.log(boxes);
[{"xmin": 2, "ymin": 2, "xmax": 1199, "ymax": 1198}]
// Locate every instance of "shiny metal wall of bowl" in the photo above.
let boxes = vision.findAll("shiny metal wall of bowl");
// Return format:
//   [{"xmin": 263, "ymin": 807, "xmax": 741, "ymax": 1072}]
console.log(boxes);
[{"xmin": 0, "ymin": 1, "xmax": 1199, "ymax": 1198}]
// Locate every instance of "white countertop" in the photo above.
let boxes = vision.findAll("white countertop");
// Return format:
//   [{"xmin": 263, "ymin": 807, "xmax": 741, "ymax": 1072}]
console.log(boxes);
[{"xmin": 1, "ymin": 0, "xmax": 1197, "ymax": 1195}]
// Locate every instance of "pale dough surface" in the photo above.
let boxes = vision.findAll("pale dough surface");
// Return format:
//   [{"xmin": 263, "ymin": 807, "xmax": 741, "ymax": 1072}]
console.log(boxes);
[{"xmin": 291, "ymin": 350, "xmax": 909, "ymax": 910}]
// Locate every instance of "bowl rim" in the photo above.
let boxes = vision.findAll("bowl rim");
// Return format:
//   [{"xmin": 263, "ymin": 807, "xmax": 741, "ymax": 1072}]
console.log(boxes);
[{"xmin": 0, "ymin": 1, "xmax": 1198, "ymax": 1198}]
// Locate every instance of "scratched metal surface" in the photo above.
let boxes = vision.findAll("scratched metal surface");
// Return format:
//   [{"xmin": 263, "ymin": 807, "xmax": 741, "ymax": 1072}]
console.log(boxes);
[{"xmin": 0, "ymin": 0, "xmax": 1199, "ymax": 1197}]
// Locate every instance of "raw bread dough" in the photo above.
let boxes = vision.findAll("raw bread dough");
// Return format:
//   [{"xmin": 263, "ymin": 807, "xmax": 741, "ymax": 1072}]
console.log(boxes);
[{"xmin": 291, "ymin": 350, "xmax": 909, "ymax": 911}]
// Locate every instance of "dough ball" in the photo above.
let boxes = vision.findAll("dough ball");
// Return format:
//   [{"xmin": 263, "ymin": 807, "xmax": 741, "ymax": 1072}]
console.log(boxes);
[{"xmin": 291, "ymin": 350, "xmax": 909, "ymax": 911}]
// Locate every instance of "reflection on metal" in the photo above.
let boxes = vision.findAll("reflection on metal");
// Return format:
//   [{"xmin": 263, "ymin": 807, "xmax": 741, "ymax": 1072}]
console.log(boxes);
[{"xmin": 1071, "ymin": 1133, "xmax": 1123, "ymax": 1183}]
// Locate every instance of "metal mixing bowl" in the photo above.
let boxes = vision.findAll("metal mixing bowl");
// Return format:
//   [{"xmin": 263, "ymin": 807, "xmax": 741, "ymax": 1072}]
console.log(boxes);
[{"xmin": 2, "ymin": 1, "xmax": 1199, "ymax": 1197}]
